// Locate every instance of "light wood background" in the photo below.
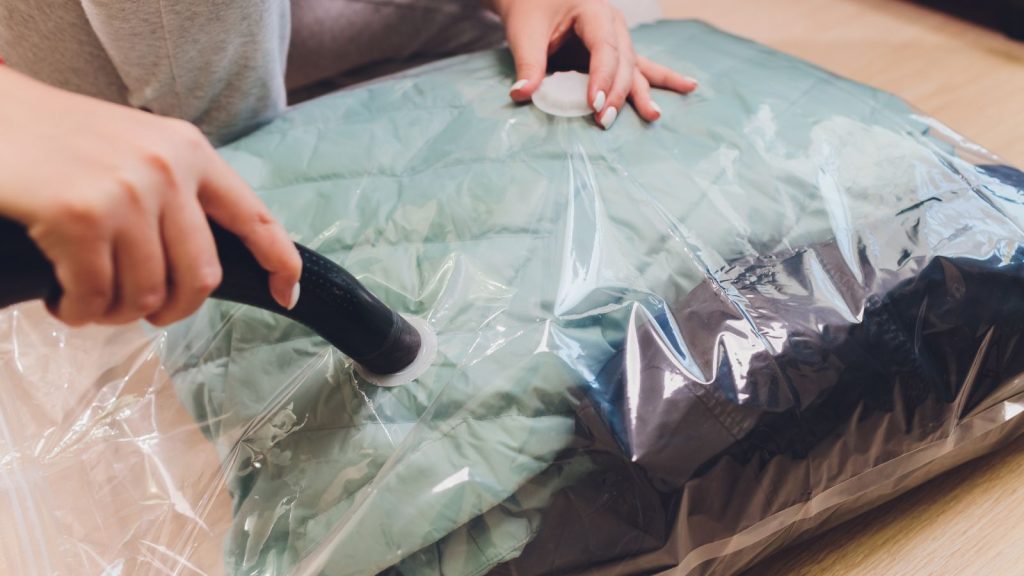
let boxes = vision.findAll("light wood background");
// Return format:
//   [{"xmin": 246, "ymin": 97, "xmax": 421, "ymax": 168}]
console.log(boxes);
[{"xmin": 657, "ymin": 1, "xmax": 1024, "ymax": 575}]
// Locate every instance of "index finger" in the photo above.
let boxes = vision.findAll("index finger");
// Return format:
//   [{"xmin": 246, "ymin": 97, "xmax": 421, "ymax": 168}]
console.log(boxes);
[{"xmin": 196, "ymin": 148, "xmax": 302, "ymax": 310}]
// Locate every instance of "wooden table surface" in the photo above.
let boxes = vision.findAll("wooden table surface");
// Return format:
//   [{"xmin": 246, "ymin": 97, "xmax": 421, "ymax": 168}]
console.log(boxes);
[{"xmin": 657, "ymin": 1, "xmax": 1024, "ymax": 574}]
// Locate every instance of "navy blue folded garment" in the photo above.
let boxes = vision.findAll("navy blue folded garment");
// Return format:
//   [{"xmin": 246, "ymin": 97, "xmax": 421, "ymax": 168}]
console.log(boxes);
[{"xmin": 500, "ymin": 165, "xmax": 1024, "ymax": 576}]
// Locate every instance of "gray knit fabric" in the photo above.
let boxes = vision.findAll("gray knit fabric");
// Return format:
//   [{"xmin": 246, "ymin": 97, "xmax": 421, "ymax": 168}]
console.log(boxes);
[{"xmin": 0, "ymin": 0, "xmax": 502, "ymax": 144}]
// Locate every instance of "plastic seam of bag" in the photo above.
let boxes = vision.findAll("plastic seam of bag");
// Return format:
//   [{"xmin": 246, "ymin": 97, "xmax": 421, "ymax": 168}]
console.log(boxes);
[{"xmin": 671, "ymin": 387, "xmax": 1024, "ymax": 574}]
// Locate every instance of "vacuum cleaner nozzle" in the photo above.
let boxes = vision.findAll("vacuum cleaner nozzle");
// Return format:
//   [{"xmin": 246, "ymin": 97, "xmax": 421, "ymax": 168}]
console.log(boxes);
[{"xmin": 0, "ymin": 217, "xmax": 429, "ymax": 383}]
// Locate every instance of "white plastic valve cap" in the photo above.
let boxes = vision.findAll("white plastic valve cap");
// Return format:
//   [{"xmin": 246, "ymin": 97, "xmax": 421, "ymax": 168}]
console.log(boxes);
[{"xmin": 532, "ymin": 71, "xmax": 592, "ymax": 118}]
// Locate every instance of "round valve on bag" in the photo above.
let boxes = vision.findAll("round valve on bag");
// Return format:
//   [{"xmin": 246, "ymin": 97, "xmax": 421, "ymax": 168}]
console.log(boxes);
[{"xmin": 532, "ymin": 71, "xmax": 592, "ymax": 118}]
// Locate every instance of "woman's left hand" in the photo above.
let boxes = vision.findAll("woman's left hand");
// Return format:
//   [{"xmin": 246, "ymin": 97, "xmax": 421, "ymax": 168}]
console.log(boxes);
[{"xmin": 488, "ymin": 0, "xmax": 698, "ymax": 129}]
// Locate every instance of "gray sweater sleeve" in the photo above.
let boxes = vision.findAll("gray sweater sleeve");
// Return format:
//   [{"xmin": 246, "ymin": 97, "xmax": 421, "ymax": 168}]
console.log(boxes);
[
  {"xmin": 79, "ymin": 0, "xmax": 291, "ymax": 144},
  {"xmin": 0, "ymin": 0, "xmax": 289, "ymax": 145}
]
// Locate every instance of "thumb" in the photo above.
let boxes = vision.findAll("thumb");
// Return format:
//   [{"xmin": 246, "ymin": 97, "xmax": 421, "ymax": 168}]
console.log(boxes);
[{"xmin": 505, "ymin": 12, "xmax": 552, "ymax": 102}]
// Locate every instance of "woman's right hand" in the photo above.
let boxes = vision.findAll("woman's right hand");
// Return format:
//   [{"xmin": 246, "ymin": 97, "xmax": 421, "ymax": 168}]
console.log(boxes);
[{"xmin": 0, "ymin": 66, "xmax": 302, "ymax": 327}]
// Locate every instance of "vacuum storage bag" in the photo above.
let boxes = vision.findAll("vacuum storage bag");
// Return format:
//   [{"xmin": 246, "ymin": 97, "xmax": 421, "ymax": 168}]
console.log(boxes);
[{"xmin": 5, "ymin": 20, "xmax": 1024, "ymax": 576}]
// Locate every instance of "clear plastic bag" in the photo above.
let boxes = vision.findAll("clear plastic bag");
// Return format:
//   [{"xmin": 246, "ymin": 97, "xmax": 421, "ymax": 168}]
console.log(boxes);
[{"xmin": 5, "ymin": 20, "xmax": 1024, "ymax": 576}]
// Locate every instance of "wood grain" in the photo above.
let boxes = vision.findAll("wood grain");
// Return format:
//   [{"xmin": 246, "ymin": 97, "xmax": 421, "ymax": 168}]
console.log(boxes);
[
  {"xmin": 656, "ymin": 1, "xmax": 1024, "ymax": 574},
  {"xmin": 661, "ymin": 0, "xmax": 1024, "ymax": 165}
]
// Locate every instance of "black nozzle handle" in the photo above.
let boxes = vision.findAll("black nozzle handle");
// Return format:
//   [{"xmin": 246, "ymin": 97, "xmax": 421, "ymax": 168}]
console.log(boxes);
[{"xmin": 0, "ymin": 217, "xmax": 421, "ymax": 375}]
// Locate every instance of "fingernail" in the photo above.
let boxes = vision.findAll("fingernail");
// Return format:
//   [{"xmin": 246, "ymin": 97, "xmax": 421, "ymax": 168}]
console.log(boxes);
[
  {"xmin": 288, "ymin": 282, "xmax": 301, "ymax": 310},
  {"xmin": 593, "ymin": 90, "xmax": 606, "ymax": 112},
  {"xmin": 651, "ymin": 100, "xmax": 663, "ymax": 117},
  {"xmin": 510, "ymin": 79, "xmax": 529, "ymax": 93},
  {"xmin": 685, "ymin": 76, "xmax": 700, "ymax": 87},
  {"xmin": 599, "ymin": 106, "xmax": 618, "ymax": 130}
]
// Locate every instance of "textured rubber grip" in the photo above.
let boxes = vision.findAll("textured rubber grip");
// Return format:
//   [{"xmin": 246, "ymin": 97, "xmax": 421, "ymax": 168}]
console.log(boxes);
[{"xmin": 0, "ymin": 217, "xmax": 421, "ymax": 375}]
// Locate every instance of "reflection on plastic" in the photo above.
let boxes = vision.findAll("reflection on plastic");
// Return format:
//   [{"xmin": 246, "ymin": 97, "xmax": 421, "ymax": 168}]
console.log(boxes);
[{"xmin": 5, "ymin": 20, "xmax": 1024, "ymax": 576}]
